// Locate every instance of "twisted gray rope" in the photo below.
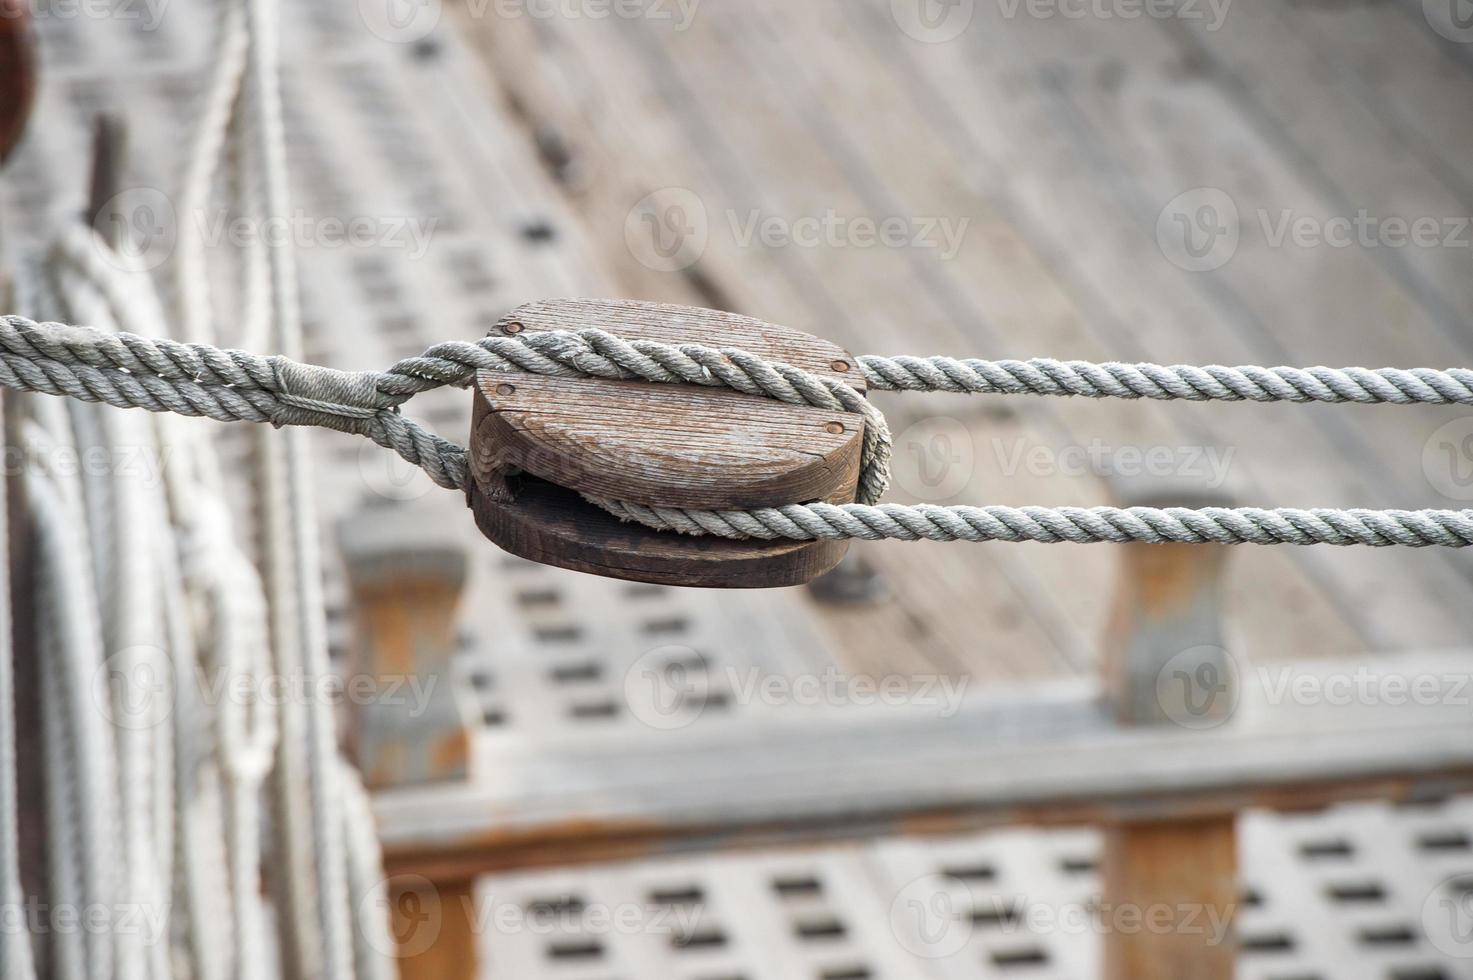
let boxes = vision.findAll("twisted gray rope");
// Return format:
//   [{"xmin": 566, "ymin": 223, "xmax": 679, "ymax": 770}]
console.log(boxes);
[
  {"xmin": 857, "ymin": 354, "xmax": 1473, "ymax": 404},
  {"xmin": 4, "ymin": 313, "xmax": 1472, "ymax": 547}
]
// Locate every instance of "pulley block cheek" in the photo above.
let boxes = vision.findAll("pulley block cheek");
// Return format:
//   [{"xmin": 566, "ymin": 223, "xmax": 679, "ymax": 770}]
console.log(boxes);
[
  {"xmin": 465, "ymin": 299, "xmax": 866, "ymax": 588},
  {"xmin": 0, "ymin": 0, "xmax": 35, "ymax": 166}
]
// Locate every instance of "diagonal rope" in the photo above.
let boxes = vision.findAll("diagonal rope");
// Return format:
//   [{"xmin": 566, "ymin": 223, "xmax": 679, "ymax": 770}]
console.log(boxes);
[{"xmin": 2, "ymin": 314, "xmax": 1473, "ymax": 546}]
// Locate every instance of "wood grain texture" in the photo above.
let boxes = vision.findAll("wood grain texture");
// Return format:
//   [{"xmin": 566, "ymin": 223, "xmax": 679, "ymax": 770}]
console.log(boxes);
[
  {"xmin": 468, "ymin": 299, "xmax": 861, "ymax": 587},
  {"xmin": 449, "ymin": 0, "xmax": 1473, "ymax": 675},
  {"xmin": 474, "ymin": 299, "xmax": 863, "ymax": 509},
  {"xmin": 1102, "ymin": 818, "xmax": 1238, "ymax": 980}
]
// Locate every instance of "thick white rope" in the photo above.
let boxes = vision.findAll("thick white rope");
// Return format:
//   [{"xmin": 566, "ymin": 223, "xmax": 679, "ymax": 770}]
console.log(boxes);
[
  {"xmin": 238, "ymin": 0, "xmax": 358, "ymax": 972},
  {"xmin": 28, "ymin": 419, "xmax": 119, "ymax": 980},
  {"xmin": 0, "ymin": 316, "xmax": 1470, "ymax": 546},
  {"xmin": 0, "ymin": 378, "xmax": 36, "ymax": 980}
]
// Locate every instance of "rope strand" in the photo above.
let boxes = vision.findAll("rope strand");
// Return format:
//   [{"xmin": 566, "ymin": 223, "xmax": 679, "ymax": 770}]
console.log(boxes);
[{"xmin": 3, "ymin": 313, "xmax": 1472, "ymax": 546}]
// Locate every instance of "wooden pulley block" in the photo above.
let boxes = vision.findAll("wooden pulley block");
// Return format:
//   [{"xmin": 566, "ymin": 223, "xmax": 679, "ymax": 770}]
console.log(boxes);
[
  {"xmin": 467, "ymin": 299, "xmax": 867, "ymax": 588},
  {"xmin": 0, "ymin": 0, "xmax": 35, "ymax": 166}
]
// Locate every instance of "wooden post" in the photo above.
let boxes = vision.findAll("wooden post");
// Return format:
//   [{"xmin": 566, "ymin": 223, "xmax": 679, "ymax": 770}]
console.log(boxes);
[
  {"xmin": 339, "ymin": 501, "xmax": 477, "ymax": 978},
  {"xmin": 338, "ymin": 501, "xmax": 472, "ymax": 789},
  {"xmin": 1101, "ymin": 488, "xmax": 1239, "ymax": 980}
]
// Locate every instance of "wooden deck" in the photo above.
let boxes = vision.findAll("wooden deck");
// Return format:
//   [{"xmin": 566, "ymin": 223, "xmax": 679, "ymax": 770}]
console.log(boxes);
[{"xmin": 452, "ymin": 0, "xmax": 1473, "ymax": 677}]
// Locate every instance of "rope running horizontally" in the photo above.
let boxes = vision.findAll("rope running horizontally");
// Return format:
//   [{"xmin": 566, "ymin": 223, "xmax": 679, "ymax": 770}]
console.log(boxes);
[{"xmin": 3, "ymin": 313, "xmax": 1473, "ymax": 547}]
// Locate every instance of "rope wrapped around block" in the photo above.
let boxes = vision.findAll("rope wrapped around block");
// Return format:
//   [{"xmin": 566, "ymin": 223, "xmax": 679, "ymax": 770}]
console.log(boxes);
[{"xmin": 2, "ymin": 313, "xmax": 1472, "ymax": 547}]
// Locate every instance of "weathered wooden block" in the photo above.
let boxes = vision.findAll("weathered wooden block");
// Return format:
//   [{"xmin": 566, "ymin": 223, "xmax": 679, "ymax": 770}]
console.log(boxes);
[{"xmin": 467, "ymin": 299, "xmax": 866, "ymax": 588}]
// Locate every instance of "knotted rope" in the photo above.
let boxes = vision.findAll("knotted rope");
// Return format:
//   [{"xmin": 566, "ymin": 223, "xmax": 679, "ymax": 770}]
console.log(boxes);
[{"xmin": 3, "ymin": 312, "xmax": 1473, "ymax": 546}]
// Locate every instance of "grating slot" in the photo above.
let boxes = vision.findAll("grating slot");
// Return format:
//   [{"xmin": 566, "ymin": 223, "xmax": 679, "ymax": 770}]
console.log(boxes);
[
  {"xmin": 545, "ymin": 939, "xmax": 603, "ymax": 960},
  {"xmin": 671, "ymin": 927, "xmax": 728, "ymax": 950},
  {"xmin": 1298, "ymin": 839, "xmax": 1356, "ymax": 860},
  {"xmin": 971, "ymin": 899, "xmax": 1025, "ymax": 928},
  {"xmin": 1326, "ymin": 881, "xmax": 1387, "ymax": 904},
  {"xmin": 942, "ymin": 862, "xmax": 997, "ymax": 882},
  {"xmin": 549, "ymin": 661, "xmax": 603, "ymax": 684},
  {"xmin": 772, "ymin": 875, "xmax": 823, "ymax": 898},
  {"xmin": 527, "ymin": 896, "xmax": 586, "ymax": 916},
  {"xmin": 1356, "ymin": 923, "xmax": 1417, "ymax": 946},
  {"xmin": 567, "ymin": 700, "xmax": 619, "ymax": 720},
  {"xmin": 793, "ymin": 916, "xmax": 846, "ymax": 941},
  {"xmin": 641, "ymin": 615, "xmax": 690, "ymax": 637},
  {"xmin": 515, "ymin": 588, "xmax": 562, "ymax": 609},
  {"xmin": 533, "ymin": 624, "xmax": 583, "ymax": 644},
  {"xmin": 1417, "ymin": 830, "xmax": 1472, "ymax": 852},
  {"xmin": 1242, "ymin": 932, "xmax": 1296, "ymax": 954},
  {"xmin": 990, "ymin": 945, "xmax": 1049, "ymax": 968}
]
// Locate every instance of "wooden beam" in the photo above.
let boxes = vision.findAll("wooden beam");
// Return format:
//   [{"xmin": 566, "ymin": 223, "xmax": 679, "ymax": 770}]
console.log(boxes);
[
  {"xmin": 375, "ymin": 657, "xmax": 1473, "ymax": 880},
  {"xmin": 1101, "ymin": 487, "xmax": 1238, "ymax": 980},
  {"xmin": 1101, "ymin": 818, "xmax": 1237, "ymax": 980}
]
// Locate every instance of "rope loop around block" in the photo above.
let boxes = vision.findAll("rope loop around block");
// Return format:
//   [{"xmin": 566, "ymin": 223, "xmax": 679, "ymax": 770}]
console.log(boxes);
[{"xmin": 4, "ymin": 312, "xmax": 1473, "ymax": 546}]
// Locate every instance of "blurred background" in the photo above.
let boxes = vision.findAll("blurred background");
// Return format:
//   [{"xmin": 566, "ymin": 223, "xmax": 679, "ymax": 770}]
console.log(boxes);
[{"xmin": 4, "ymin": 0, "xmax": 1473, "ymax": 977}]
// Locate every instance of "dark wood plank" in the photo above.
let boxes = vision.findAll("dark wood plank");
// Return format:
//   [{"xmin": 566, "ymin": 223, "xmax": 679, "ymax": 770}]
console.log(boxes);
[{"xmin": 470, "ymin": 477, "xmax": 851, "ymax": 588}]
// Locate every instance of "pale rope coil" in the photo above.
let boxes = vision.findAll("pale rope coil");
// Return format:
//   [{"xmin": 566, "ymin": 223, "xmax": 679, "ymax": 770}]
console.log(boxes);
[{"xmin": 3, "ymin": 314, "xmax": 1473, "ymax": 546}]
